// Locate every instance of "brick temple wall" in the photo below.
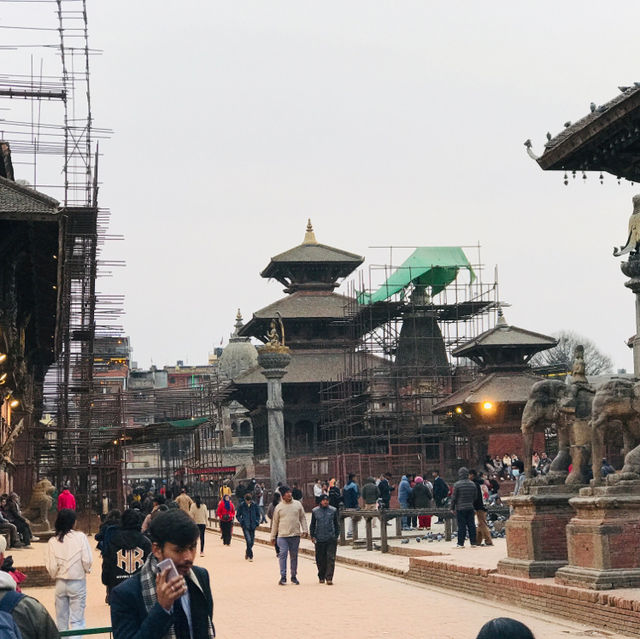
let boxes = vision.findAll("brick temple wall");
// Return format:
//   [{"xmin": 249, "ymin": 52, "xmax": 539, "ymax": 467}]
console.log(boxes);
[
  {"xmin": 489, "ymin": 432, "xmax": 546, "ymax": 459},
  {"xmin": 408, "ymin": 557, "xmax": 640, "ymax": 636}
]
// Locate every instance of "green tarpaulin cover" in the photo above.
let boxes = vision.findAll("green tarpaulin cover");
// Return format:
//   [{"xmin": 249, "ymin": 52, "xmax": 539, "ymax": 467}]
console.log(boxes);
[
  {"xmin": 167, "ymin": 418, "xmax": 209, "ymax": 429},
  {"xmin": 358, "ymin": 246, "xmax": 475, "ymax": 304}
]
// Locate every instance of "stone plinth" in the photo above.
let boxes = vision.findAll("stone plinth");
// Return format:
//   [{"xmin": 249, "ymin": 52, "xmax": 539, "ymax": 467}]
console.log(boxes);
[
  {"xmin": 555, "ymin": 479, "xmax": 640, "ymax": 590},
  {"xmin": 497, "ymin": 484, "xmax": 581, "ymax": 578},
  {"xmin": 257, "ymin": 347, "xmax": 291, "ymax": 489}
]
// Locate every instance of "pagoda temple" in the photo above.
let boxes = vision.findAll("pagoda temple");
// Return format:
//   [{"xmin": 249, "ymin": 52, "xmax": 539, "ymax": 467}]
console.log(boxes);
[
  {"xmin": 433, "ymin": 310, "xmax": 557, "ymax": 461},
  {"xmin": 230, "ymin": 221, "xmax": 382, "ymax": 457}
]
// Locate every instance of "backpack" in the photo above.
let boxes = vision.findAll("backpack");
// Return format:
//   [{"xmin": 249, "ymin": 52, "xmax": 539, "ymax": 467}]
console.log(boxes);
[{"xmin": 0, "ymin": 591, "xmax": 25, "ymax": 639}]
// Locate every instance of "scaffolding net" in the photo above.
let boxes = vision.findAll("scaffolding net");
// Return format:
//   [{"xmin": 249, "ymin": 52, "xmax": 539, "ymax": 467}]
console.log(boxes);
[{"xmin": 320, "ymin": 244, "xmax": 499, "ymax": 473}]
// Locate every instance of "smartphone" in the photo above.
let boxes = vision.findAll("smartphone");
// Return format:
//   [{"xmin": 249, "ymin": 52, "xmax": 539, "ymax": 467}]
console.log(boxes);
[{"xmin": 157, "ymin": 558, "xmax": 179, "ymax": 581}]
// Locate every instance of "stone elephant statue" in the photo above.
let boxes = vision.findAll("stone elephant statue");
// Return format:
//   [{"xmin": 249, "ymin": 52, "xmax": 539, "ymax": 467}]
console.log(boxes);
[
  {"xmin": 589, "ymin": 378, "xmax": 640, "ymax": 485},
  {"xmin": 522, "ymin": 378, "xmax": 594, "ymax": 484}
]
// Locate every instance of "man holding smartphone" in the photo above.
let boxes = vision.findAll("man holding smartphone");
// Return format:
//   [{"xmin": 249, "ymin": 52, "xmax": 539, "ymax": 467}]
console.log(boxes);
[{"xmin": 110, "ymin": 509, "xmax": 215, "ymax": 639}]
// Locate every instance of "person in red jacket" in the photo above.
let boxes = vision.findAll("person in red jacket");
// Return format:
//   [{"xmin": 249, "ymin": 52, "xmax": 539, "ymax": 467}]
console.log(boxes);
[
  {"xmin": 216, "ymin": 494, "xmax": 235, "ymax": 546},
  {"xmin": 57, "ymin": 487, "xmax": 76, "ymax": 511}
]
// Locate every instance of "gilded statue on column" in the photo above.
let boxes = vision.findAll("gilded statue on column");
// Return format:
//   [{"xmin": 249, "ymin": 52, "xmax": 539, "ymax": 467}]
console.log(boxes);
[{"xmin": 263, "ymin": 313, "xmax": 289, "ymax": 353}]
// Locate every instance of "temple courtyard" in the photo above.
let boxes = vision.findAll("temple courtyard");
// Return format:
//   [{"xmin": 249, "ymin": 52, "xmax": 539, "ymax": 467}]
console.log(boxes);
[{"xmin": 15, "ymin": 525, "xmax": 630, "ymax": 639}]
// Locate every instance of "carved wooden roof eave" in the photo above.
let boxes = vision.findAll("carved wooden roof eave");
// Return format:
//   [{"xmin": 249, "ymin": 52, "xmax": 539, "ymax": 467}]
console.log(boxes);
[
  {"xmin": 432, "ymin": 370, "xmax": 542, "ymax": 414},
  {"xmin": 452, "ymin": 324, "xmax": 557, "ymax": 358},
  {"xmin": 262, "ymin": 242, "xmax": 363, "ymax": 270},
  {"xmin": 536, "ymin": 86, "xmax": 640, "ymax": 181}
]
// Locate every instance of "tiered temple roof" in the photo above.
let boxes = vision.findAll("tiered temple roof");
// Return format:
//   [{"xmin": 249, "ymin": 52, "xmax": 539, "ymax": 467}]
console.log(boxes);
[
  {"xmin": 237, "ymin": 220, "xmax": 364, "ymax": 355},
  {"xmin": 433, "ymin": 311, "xmax": 556, "ymax": 414}
]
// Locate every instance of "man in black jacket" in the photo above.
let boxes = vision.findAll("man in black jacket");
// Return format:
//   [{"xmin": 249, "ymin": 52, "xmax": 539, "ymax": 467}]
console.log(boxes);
[
  {"xmin": 432, "ymin": 470, "xmax": 449, "ymax": 524},
  {"xmin": 431, "ymin": 470, "xmax": 449, "ymax": 507},
  {"xmin": 236, "ymin": 493, "xmax": 261, "ymax": 561},
  {"xmin": 103, "ymin": 508, "xmax": 152, "ymax": 600},
  {"xmin": 450, "ymin": 466, "xmax": 477, "ymax": 548},
  {"xmin": 110, "ymin": 509, "xmax": 214, "ymax": 639},
  {"xmin": 377, "ymin": 473, "xmax": 394, "ymax": 508},
  {"xmin": 310, "ymin": 494, "xmax": 340, "ymax": 585}
]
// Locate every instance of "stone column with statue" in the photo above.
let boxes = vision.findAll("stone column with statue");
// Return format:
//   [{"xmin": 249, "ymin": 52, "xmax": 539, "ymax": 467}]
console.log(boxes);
[
  {"xmin": 549, "ymin": 195, "xmax": 640, "ymax": 589},
  {"xmin": 257, "ymin": 314, "xmax": 291, "ymax": 489}
]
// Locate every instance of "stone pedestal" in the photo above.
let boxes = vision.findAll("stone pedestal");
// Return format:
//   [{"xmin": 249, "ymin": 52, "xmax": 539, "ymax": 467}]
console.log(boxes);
[
  {"xmin": 498, "ymin": 484, "xmax": 581, "ymax": 578},
  {"xmin": 555, "ymin": 480, "xmax": 640, "ymax": 590},
  {"xmin": 257, "ymin": 348, "xmax": 291, "ymax": 489}
]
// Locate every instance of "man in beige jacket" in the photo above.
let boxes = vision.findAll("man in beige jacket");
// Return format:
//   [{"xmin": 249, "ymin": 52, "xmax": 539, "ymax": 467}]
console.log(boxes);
[
  {"xmin": 175, "ymin": 488, "xmax": 193, "ymax": 514},
  {"xmin": 270, "ymin": 485, "xmax": 308, "ymax": 585}
]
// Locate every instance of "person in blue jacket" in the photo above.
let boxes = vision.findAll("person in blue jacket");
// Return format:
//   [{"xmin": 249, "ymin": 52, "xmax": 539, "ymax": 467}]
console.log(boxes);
[
  {"xmin": 110, "ymin": 509, "xmax": 214, "ymax": 639},
  {"xmin": 342, "ymin": 473, "xmax": 360, "ymax": 537},
  {"xmin": 236, "ymin": 492, "xmax": 261, "ymax": 561},
  {"xmin": 397, "ymin": 475, "xmax": 412, "ymax": 530}
]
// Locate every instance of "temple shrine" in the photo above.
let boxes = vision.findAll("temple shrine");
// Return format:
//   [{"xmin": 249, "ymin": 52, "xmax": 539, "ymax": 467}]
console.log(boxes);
[
  {"xmin": 231, "ymin": 221, "xmax": 382, "ymax": 458},
  {"xmin": 434, "ymin": 309, "xmax": 557, "ymax": 460}
]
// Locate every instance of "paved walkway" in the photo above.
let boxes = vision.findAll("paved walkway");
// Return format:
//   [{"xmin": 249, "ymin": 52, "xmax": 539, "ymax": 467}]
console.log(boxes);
[{"xmin": 20, "ymin": 528, "xmax": 626, "ymax": 639}]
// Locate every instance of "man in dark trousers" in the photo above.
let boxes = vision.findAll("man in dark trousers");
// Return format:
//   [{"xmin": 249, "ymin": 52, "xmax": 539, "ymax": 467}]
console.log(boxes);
[
  {"xmin": 236, "ymin": 491, "xmax": 261, "ymax": 561},
  {"xmin": 432, "ymin": 469, "xmax": 449, "ymax": 523},
  {"xmin": 310, "ymin": 494, "xmax": 340, "ymax": 585},
  {"xmin": 110, "ymin": 509, "xmax": 214, "ymax": 639},
  {"xmin": 450, "ymin": 466, "xmax": 477, "ymax": 548}
]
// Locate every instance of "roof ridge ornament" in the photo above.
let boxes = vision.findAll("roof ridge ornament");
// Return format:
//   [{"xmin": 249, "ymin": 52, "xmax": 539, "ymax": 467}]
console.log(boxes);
[
  {"xmin": 496, "ymin": 305, "xmax": 508, "ymax": 327},
  {"xmin": 303, "ymin": 218, "xmax": 318, "ymax": 245}
]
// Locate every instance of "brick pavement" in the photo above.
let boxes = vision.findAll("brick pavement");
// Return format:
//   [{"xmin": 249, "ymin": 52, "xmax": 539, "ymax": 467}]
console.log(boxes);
[{"xmin": 17, "ymin": 529, "xmax": 629, "ymax": 639}]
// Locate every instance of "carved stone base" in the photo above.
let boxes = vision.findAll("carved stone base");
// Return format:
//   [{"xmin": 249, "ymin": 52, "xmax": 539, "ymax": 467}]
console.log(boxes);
[
  {"xmin": 555, "ymin": 566, "xmax": 640, "ymax": 590},
  {"xmin": 497, "ymin": 484, "xmax": 581, "ymax": 579},
  {"xmin": 498, "ymin": 557, "xmax": 568, "ymax": 579},
  {"xmin": 555, "ymin": 479, "xmax": 640, "ymax": 590}
]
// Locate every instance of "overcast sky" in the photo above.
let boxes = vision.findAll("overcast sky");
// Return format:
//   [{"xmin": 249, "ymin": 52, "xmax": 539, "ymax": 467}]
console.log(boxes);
[{"xmin": 4, "ymin": 1, "xmax": 640, "ymax": 371}]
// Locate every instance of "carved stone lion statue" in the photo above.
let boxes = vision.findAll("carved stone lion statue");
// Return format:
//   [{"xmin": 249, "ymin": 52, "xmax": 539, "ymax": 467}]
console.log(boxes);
[{"xmin": 22, "ymin": 479, "xmax": 55, "ymax": 532}]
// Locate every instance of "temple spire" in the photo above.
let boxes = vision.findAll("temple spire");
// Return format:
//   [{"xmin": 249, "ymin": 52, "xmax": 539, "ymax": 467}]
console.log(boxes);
[
  {"xmin": 232, "ymin": 308, "xmax": 244, "ymax": 338},
  {"xmin": 496, "ymin": 305, "xmax": 508, "ymax": 327},
  {"xmin": 303, "ymin": 218, "xmax": 317, "ymax": 245}
]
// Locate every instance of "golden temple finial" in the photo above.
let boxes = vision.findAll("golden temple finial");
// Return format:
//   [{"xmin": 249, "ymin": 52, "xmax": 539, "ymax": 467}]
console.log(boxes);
[
  {"xmin": 303, "ymin": 218, "xmax": 318, "ymax": 245},
  {"xmin": 236, "ymin": 308, "xmax": 242, "ymax": 322}
]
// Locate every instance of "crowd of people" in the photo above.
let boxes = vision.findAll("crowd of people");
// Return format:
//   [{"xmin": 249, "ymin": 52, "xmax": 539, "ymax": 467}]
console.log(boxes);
[{"xmin": 0, "ymin": 458, "xmax": 578, "ymax": 638}]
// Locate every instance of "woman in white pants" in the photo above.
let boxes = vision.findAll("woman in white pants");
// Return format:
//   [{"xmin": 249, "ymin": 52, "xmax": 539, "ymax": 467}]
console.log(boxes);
[{"xmin": 45, "ymin": 508, "xmax": 93, "ymax": 634}]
